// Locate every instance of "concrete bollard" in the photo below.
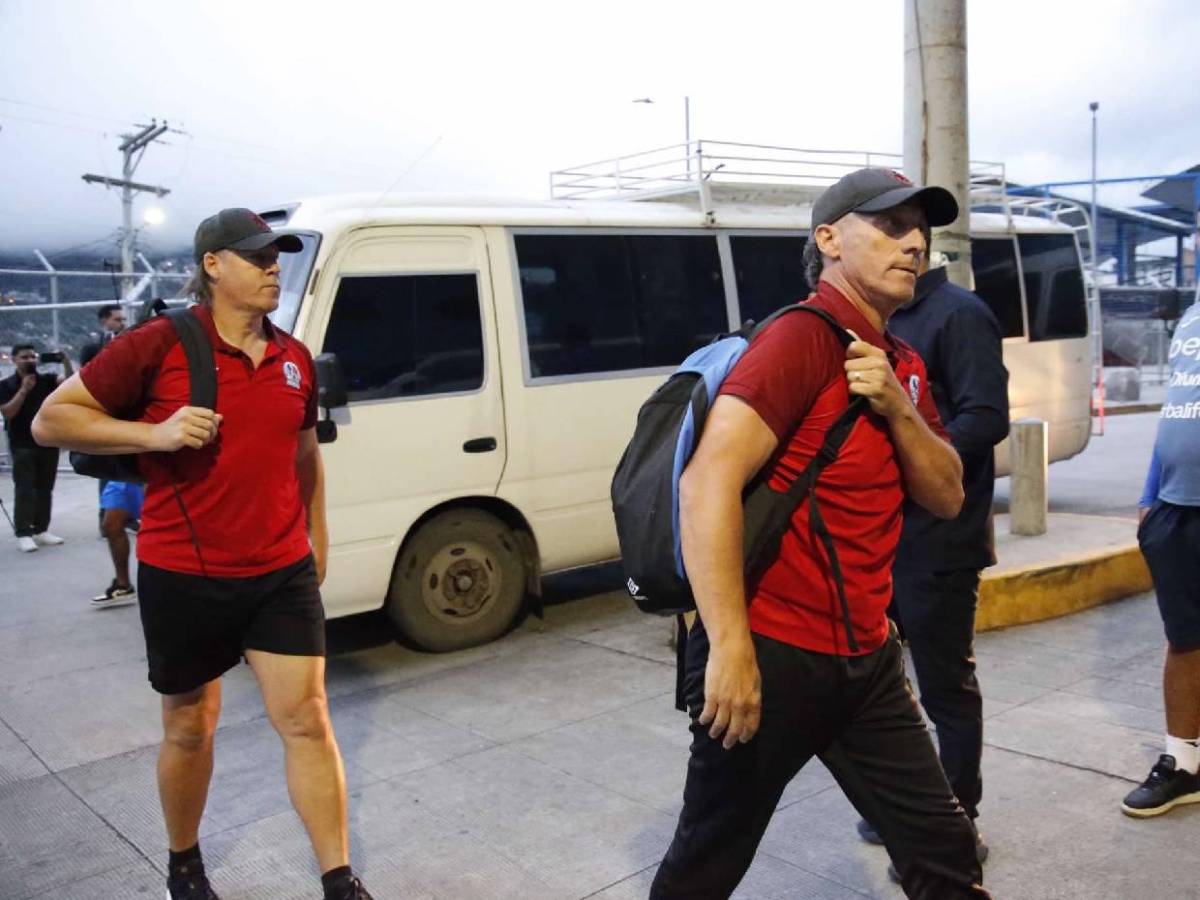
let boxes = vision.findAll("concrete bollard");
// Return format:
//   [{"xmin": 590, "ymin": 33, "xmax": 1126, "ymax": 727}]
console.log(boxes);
[{"xmin": 1010, "ymin": 418, "xmax": 1048, "ymax": 536}]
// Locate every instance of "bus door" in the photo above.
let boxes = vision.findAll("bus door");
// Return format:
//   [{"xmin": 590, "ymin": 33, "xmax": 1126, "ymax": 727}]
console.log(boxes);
[{"xmin": 309, "ymin": 227, "xmax": 506, "ymax": 613}]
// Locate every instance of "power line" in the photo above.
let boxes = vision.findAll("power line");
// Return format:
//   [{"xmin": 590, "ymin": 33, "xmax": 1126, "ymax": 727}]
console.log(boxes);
[
  {"xmin": 0, "ymin": 111, "xmax": 102, "ymax": 136},
  {"xmin": 0, "ymin": 96, "xmax": 132, "ymax": 126}
]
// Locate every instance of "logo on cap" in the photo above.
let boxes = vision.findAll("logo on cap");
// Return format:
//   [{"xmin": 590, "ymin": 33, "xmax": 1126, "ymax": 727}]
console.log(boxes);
[
  {"xmin": 888, "ymin": 170, "xmax": 914, "ymax": 186},
  {"xmin": 249, "ymin": 212, "xmax": 269, "ymax": 231}
]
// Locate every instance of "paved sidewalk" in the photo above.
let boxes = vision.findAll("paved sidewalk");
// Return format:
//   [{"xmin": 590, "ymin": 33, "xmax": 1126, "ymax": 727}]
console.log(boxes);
[{"xmin": 2, "ymin": 414, "xmax": 1196, "ymax": 899}]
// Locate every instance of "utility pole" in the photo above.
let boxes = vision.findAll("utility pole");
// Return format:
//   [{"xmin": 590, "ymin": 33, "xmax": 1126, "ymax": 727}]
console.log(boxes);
[
  {"xmin": 82, "ymin": 120, "xmax": 172, "ymax": 297},
  {"xmin": 903, "ymin": 0, "xmax": 971, "ymax": 289}
]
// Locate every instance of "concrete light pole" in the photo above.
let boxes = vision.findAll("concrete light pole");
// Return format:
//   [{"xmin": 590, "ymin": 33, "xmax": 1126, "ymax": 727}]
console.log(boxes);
[
  {"xmin": 903, "ymin": 0, "xmax": 972, "ymax": 289},
  {"xmin": 1090, "ymin": 101, "xmax": 1100, "ymax": 273}
]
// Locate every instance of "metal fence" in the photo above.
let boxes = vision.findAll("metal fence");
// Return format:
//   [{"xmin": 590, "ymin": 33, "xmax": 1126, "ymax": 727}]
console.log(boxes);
[
  {"xmin": 1, "ymin": 256, "xmax": 189, "ymax": 470},
  {"xmin": 0, "ymin": 253, "xmax": 189, "ymax": 352}
]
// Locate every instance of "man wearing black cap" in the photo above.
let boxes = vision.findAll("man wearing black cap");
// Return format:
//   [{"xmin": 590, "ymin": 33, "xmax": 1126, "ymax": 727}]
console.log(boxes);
[
  {"xmin": 650, "ymin": 170, "xmax": 989, "ymax": 899},
  {"xmin": 33, "ymin": 209, "xmax": 374, "ymax": 900}
]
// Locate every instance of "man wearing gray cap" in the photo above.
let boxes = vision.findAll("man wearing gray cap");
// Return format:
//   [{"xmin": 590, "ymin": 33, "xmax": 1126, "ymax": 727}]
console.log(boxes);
[
  {"xmin": 33, "ymin": 209, "xmax": 374, "ymax": 900},
  {"xmin": 650, "ymin": 169, "xmax": 989, "ymax": 899}
]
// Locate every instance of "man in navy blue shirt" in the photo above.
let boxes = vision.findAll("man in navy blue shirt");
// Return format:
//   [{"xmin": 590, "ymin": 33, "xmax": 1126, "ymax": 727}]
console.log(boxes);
[
  {"xmin": 857, "ymin": 255, "xmax": 1009, "ymax": 863},
  {"xmin": 1125, "ymin": 297, "xmax": 1200, "ymax": 817}
]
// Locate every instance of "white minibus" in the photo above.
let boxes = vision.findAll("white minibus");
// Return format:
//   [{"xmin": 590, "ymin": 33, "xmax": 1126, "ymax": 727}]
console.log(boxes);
[{"xmin": 258, "ymin": 179, "xmax": 1092, "ymax": 652}]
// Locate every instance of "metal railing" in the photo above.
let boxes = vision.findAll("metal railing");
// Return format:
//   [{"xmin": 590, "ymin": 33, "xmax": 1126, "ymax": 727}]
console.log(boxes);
[
  {"xmin": 551, "ymin": 139, "xmax": 1012, "ymax": 205},
  {"xmin": 0, "ymin": 252, "xmax": 188, "ymax": 348},
  {"xmin": 549, "ymin": 140, "xmax": 925, "ymax": 209}
]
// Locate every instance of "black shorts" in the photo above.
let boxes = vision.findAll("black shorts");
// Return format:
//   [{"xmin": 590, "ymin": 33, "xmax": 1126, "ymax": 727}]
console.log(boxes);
[
  {"xmin": 138, "ymin": 555, "xmax": 326, "ymax": 695},
  {"xmin": 1139, "ymin": 500, "xmax": 1200, "ymax": 651}
]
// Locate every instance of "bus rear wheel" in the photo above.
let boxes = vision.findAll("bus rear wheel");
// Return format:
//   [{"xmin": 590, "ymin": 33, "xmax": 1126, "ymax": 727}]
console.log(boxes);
[{"xmin": 387, "ymin": 508, "xmax": 527, "ymax": 652}]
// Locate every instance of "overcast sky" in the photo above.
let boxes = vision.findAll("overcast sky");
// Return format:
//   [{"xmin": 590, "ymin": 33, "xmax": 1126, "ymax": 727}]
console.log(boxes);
[{"xmin": 1, "ymin": 0, "xmax": 1197, "ymax": 258}]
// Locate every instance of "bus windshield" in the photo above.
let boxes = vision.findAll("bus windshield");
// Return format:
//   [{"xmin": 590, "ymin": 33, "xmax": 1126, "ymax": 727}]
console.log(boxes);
[{"xmin": 268, "ymin": 231, "xmax": 320, "ymax": 334}]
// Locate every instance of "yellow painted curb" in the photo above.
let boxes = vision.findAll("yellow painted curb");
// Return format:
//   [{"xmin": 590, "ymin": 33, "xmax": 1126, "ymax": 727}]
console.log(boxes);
[{"xmin": 977, "ymin": 545, "xmax": 1152, "ymax": 632}]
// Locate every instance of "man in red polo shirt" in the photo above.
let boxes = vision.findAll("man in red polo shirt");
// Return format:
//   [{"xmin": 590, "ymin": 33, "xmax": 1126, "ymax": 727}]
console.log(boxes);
[
  {"xmin": 650, "ymin": 170, "xmax": 990, "ymax": 899},
  {"xmin": 33, "ymin": 209, "xmax": 373, "ymax": 900}
]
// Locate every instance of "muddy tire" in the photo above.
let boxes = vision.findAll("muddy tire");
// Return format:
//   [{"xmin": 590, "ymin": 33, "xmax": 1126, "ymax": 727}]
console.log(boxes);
[{"xmin": 387, "ymin": 509, "xmax": 527, "ymax": 652}]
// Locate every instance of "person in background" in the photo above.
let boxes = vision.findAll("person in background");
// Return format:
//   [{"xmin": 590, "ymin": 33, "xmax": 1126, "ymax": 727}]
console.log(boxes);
[
  {"xmin": 857, "ymin": 250, "xmax": 1009, "ymax": 866},
  {"xmin": 1124, "ymin": 298, "xmax": 1200, "ymax": 817},
  {"xmin": 0, "ymin": 344, "xmax": 72, "ymax": 552},
  {"xmin": 79, "ymin": 303, "xmax": 128, "ymax": 366},
  {"xmin": 81, "ymin": 304, "xmax": 133, "ymax": 538},
  {"xmin": 90, "ymin": 478, "xmax": 144, "ymax": 608}
]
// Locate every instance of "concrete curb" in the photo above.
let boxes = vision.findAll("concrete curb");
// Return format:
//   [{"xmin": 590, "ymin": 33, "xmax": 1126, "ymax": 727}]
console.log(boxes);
[
  {"xmin": 1095, "ymin": 403, "xmax": 1161, "ymax": 417},
  {"xmin": 977, "ymin": 543, "xmax": 1152, "ymax": 632}
]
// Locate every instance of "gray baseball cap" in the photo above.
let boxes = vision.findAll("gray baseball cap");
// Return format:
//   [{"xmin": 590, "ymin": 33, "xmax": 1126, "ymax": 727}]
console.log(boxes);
[
  {"xmin": 193, "ymin": 208, "xmax": 303, "ymax": 263},
  {"xmin": 812, "ymin": 168, "xmax": 958, "ymax": 229}
]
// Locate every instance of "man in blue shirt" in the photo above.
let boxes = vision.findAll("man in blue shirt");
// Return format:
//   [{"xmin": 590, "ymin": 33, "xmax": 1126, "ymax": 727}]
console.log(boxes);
[{"xmin": 1125, "ymin": 296, "xmax": 1200, "ymax": 816}]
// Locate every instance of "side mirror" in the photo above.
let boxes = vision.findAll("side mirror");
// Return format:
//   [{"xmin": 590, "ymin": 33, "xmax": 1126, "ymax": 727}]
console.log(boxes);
[{"xmin": 314, "ymin": 353, "xmax": 348, "ymax": 410}]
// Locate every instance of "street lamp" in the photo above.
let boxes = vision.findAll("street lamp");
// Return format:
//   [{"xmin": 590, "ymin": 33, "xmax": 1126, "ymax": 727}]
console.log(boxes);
[
  {"xmin": 143, "ymin": 206, "xmax": 165, "ymax": 227},
  {"xmin": 633, "ymin": 96, "xmax": 693, "ymax": 174},
  {"xmin": 1090, "ymin": 101, "xmax": 1099, "ymax": 276}
]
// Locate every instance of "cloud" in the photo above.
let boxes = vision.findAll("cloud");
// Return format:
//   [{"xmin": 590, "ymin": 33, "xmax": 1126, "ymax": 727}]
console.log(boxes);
[{"xmin": 0, "ymin": 0, "xmax": 1196, "ymax": 254}]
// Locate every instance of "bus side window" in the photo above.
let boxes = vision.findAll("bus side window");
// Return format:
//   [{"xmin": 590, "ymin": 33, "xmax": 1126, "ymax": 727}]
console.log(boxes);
[
  {"xmin": 322, "ymin": 273, "xmax": 485, "ymax": 401},
  {"xmin": 729, "ymin": 235, "xmax": 810, "ymax": 324},
  {"xmin": 970, "ymin": 237, "xmax": 1025, "ymax": 338},
  {"xmin": 1017, "ymin": 234, "xmax": 1089, "ymax": 341},
  {"xmin": 514, "ymin": 233, "xmax": 727, "ymax": 378}
]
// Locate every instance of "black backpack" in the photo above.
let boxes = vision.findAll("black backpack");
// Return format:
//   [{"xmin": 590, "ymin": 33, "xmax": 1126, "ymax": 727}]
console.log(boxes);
[
  {"xmin": 610, "ymin": 305, "xmax": 868, "ymax": 705},
  {"xmin": 69, "ymin": 307, "xmax": 217, "ymax": 483}
]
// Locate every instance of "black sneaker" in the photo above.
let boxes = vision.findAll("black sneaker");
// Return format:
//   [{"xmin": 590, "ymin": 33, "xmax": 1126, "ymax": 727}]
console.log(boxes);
[
  {"xmin": 855, "ymin": 818, "xmax": 883, "ymax": 845},
  {"xmin": 326, "ymin": 874, "xmax": 374, "ymax": 900},
  {"xmin": 1122, "ymin": 754, "xmax": 1200, "ymax": 817},
  {"xmin": 166, "ymin": 860, "xmax": 220, "ymax": 899},
  {"xmin": 91, "ymin": 580, "xmax": 137, "ymax": 609}
]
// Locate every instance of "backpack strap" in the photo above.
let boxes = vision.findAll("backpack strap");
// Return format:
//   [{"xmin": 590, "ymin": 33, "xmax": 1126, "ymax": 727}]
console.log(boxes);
[
  {"xmin": 159, "ymin": 307, "xmax": 218, "ymax": 580},
  {"xmin": 674, "ymin": 613, "xmax": 688, "ymax": 712},
  {"xmin": 164, "ymin": 308, "xmax": 217, "ymax": 410},
  {"xmin": 742, "ymin": 303, "xmax": 869, "ymax": 653},
  {"xmin": 786, "ymin": 398, "xmax": 868, "ymax": 652}
]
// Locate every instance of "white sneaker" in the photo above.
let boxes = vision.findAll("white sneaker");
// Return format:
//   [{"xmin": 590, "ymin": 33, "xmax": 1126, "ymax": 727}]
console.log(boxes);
[
  {"xmin": 32, "ymin": 531, "xmax": 65, "ymax": 546},
  {"xmin": 17, "ymin": 536, "xmax": 37, "ymax": 553}
]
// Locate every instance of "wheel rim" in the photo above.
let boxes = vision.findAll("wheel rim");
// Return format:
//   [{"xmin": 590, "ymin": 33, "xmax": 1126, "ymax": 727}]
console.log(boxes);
[{"xmin": 420, "ymin": 539, "xmax": 501, "ymax": 625}]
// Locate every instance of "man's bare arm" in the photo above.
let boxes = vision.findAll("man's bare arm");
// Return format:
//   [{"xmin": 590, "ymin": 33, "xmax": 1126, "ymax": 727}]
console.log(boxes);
[
  {"xmin": 32, "ymin": 373, "xmax": 221, "ymax": 454},
  {"xmin": 295, "ymin": 428, "xmax": 329, "ymax": 585},
  {"xmin": 679, "ymin": 395, "xmax": 779, "ymax": 749},
  {"xmin": 0, "ymin": 375, "xmax": 34, "ymax": 421}
]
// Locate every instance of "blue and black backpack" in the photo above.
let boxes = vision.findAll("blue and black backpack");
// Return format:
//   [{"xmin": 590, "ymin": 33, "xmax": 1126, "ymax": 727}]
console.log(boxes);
[{"xmin": 610, "ymin": 304, "xmax": 867, "ymax": 704}]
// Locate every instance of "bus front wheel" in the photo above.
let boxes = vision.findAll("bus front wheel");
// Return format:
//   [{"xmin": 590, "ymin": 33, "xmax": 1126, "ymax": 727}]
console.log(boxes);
[{"xmin": 387, "ymin": 508, "xmax": 527, "ymax": 652}]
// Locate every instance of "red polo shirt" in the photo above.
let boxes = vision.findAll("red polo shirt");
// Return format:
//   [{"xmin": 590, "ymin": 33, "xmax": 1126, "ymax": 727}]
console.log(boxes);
[
  {"xmin": 719, "ymin": 282, "xmax": 948, "ymax": 656},
  {"xmin": 80, "ymin": 305, "xmax": 318, "ymax": 577}
]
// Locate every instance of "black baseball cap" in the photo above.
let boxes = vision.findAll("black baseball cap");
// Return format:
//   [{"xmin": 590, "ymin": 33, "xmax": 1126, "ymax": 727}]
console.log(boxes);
[
  {"xmin": 811, "ymin": 168, "xmax": 958, "ymax": 230},
  {"xmin": 193, "ymin": 208, "xmax": 303, "ymax": 263}
]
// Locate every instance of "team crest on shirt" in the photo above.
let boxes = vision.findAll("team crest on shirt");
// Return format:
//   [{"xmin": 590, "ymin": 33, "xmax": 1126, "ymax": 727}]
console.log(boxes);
[
  {"xmin": 907, "ymin": 374, "xmax": 921, "ymax": 406},
  {"xmin": 283, "ymin": 361, "xmax": 303, "ymax": 390}
]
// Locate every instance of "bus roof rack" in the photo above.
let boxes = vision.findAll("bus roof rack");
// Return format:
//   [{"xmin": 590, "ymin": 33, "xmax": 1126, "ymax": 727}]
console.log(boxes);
[{"xmin": 549, "ymin": 140, "xmax": 1015, "ymax": 225}]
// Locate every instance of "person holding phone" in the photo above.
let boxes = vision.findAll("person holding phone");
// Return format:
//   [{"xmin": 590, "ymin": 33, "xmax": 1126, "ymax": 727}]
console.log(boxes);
[{"xmin": 0, "ymin": 343, "xmax": 72, "ymax": 551}]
